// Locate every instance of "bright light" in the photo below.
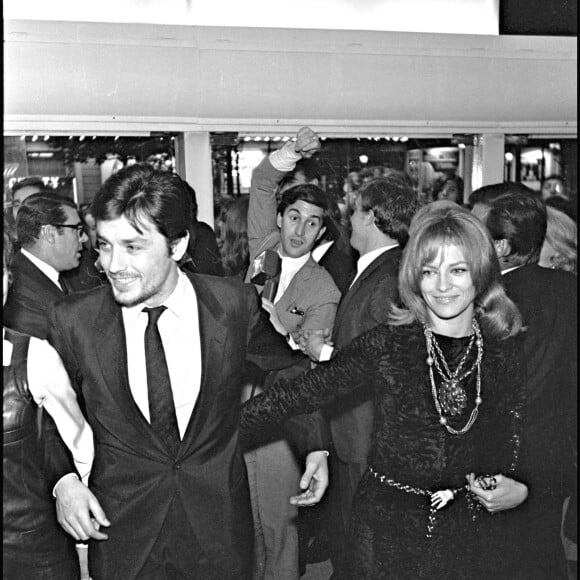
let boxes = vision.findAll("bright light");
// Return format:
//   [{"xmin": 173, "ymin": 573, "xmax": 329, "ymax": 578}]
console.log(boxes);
[
  {"xmin": 505, "ymin": 152, "xmax": 514, "ymax": 162},
  {"xmin": 79, "ymin": 135, "xmax": 85, "ymax": 141},
  {"xmin": 359, "ymin": 155, "xmax": 369, "ymax": 164},
  {"xmin": 458, "ymin": 143, "xmax": 466, "ymax": 149},
  {"xmin": 400, "ymin": 136, "xmax": 408, "ymax": 142},
  {"xmin": 3, "ymin": 0, "xmax": 501, "ymax": 35},
  {"xmin": 44, "ymin": 135, "xmax": 50, "ymax": 141},
  {"xmin": 521, "ymin": 148, "xmax": 543, "ymax": 163},
  {"xmin": 32, "ymin": 135, "xmax": 38, "ymax": 142}
]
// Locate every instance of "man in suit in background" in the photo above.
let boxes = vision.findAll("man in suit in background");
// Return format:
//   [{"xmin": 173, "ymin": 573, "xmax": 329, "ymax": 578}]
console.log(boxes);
[
  {"xmin": 3, "ymin": 192, "xmax": 88, "ymax": 339},
  {"xmin": 301, "ymin": 173, "xmax": 418, "ymax": 577},
  {"xmin": 49, "ymin": 164, "xmax": 329, "ymax": 580},
  {"xmin": 483, "ymin": 188, "xmax": 576, "ymax": 579}
]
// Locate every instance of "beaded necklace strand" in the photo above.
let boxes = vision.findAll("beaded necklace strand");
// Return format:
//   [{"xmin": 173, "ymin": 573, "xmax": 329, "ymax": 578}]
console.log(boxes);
[{"xmin": 423, "ymin": 319, "xmax": 483, "ymax": 435}]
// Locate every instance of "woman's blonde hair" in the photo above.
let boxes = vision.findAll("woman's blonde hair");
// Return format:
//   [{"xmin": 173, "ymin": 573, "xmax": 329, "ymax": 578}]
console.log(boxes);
[
  {"xmin": 389, "ymin": 201, "xmax": 523, "ymax": 339},
  {"xmin": 542, "ymin": 206, "xmax": 577, "ymax": 273}
]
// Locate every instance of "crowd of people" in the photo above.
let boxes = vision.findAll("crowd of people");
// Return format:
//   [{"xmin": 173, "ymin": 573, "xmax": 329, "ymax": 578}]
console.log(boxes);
[{"xmin": 2, "ymin": 126, "xmax": 577, "ymax": 580}]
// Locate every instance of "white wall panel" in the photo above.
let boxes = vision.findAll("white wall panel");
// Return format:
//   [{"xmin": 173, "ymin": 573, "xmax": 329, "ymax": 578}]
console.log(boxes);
[{"xmin": 4, "ymin": 20, "xmax": 576, "ymax": 135}]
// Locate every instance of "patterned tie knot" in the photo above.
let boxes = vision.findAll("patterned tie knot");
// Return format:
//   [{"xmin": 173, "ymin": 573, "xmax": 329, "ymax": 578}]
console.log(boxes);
[{"xmin": 143, "ymin": 305, "xmax": 167, "ymax": 326}]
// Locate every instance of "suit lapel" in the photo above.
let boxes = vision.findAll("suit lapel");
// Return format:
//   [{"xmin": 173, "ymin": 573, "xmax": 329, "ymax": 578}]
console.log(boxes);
[
  {"xmin": 334, "ymin": 248, "xmax": 400, "ymax": 331},
  {"xmin": 92, "ymin": 290, "xmax": 162, "ymax": 447},
  {"xmin": 276, "ymin": 257, "xmax": 316, "ymax": 313},
  {"xmin": 17, "ymin": 252, "xmax": 65, "ymax": 300},
  {"xmin": 180, "ymin": 274, "xmax": 227, "ymax": 452}
]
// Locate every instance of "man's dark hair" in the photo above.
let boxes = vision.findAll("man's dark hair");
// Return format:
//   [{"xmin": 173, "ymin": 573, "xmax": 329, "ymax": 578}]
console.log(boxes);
[
  {"xmin": 358, "ymin": 173, "xmax": 418, "ymax": 247},
  {"xmin": 92, "ymin": 164, "xmax": 192, "ymax": 248},
  {"xmin": 276, "ymin": 182, "xmax": 334, "ymax": 232},
  {"xmin": 11, "ymin": 176, "xmax": 48, "ymax": 197},
  {"xmin": 181, "ymin": 179, "xmax": 199, "ymax": 221},
  {"xmin": 278, "ymin": 158, "xmax": 320, "ymax": 193},
  {"xmin": 16, "ymin": 193, "xmax": 78, "ymax": 248},
  {"xmin": 485, "ymin": 191, "xmax": 547, "ymax": 265},
  {"xmin": 468, "ymin": 181, "xmax": 535, "ymax": 209}
]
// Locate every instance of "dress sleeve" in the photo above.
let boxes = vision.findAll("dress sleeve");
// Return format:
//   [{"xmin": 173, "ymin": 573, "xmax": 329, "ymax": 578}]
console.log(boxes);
[
  {"xmin": 484, "ymin": 337, "xmax": 526, "ymax": 478},
  {"xmin": 241, "ymin": 326, "xmax": 386, "ymax": 433}
]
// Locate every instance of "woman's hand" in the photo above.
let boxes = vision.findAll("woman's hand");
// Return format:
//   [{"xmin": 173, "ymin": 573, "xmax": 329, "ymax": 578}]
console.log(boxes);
[
  {"xmin": 466, "ymin": 473, "xmax": 528, "ymax": 513},
  {"xmin": 261, "ymin": 298, "xmax": 288, "ymax": 336}
]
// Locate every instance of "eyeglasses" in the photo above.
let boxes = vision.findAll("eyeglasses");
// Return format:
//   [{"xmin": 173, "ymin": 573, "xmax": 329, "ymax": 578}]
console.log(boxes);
[{"xmin": 55, "ymin": 222, "xmax": 86, "ymax": 236}]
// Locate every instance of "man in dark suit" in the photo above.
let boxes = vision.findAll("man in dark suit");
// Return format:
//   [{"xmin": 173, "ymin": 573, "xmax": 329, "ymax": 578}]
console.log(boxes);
[
  {"xmin": 301, "ymin": 173, "xmax": 417, "ymax": 577},
  {"xmin": 483, "ymin": 188, "xmax": 576, "ymax": 579},
  {"xmin": 48, "ymin": 164, "xmax": 329, "ymax": 580},
  {"xmin": 3, "ymin": 192, "xmax": 88, "ymax": 339}
]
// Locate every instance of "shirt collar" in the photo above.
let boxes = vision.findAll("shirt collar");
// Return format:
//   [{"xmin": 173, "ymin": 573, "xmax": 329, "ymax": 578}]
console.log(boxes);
[
  {"xmin": 501, "ymin": 265, "xmax": 524, "ymax": 275},
  {"xmin": 357, "ymin": 243, "xmax": 398, "ymax": 274},
  {"xmin": 21, "ymin": 248, "xmax": 61, "ymax": 288},
  {"xmin": 278, "ymin": 249, "xmax": 311, "ymax": 272},
  {"xmin": 122, "ymin": 268, "xmax": 190, "ymax": 324}
]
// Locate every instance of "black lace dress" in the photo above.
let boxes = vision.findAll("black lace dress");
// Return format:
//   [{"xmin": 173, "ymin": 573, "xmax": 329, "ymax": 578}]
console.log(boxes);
[{"xmin": 241, "ymin": 323, "xmax": 525, "ymax": 580}]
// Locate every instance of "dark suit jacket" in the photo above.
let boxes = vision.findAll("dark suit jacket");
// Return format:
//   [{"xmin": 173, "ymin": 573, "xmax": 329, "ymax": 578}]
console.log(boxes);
[
  {"xmin": 3, "ymin": 251, "xmax": 67, "ymax": 340},
  {"xmin": 46, "ymin": 272, "xmax": 308, "ymax": 580},
  {"xmin": 182, "ymin": 220, "xmax": 225, "ymax": 277},
  {"xmin": 326, "ymin": 246, "xmax": 402, "ymax": 464},
  {"xmin": 318, "ymin": 234, "xmax": 358, "ymax": 295},
  {"xmin": 502, "ymin": 264, "xmax": 577, "ymax": 493}
]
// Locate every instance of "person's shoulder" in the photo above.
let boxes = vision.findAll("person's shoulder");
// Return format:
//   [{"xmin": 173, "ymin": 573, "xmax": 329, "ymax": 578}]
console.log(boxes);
[
  {"xmin": 307, "ymin": 258, "xmax": 340, "ymax": 289},
  {"xmin": 507, "ymin": 263, "xmax": 575, "ymax": 293},
  {"xmin": 186, "ymin": 270, "xmax": 256, "ymax": 300},
  {"xmin": 53, "ymin": 284, "xmax": 112, "ymax": 313},
  {"xmin": 191, "ymin": 221, "xmax": 217, "ymax": 239}
]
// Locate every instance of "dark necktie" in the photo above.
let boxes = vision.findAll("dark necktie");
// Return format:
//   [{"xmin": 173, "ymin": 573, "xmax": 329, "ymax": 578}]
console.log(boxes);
[{"xmin": 143, "ymin": 306, "xmax": 181, "ymax": 455}]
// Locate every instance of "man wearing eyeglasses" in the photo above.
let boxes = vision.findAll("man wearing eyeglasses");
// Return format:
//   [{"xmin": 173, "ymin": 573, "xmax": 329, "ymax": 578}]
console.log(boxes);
[{"xmin": 4, "ymin": 192, "xmax": 89, "ymax": 340}]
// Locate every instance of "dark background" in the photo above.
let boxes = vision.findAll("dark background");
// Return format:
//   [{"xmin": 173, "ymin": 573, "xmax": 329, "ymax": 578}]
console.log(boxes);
[{"xmin": 500, "ymin": 0, "xmax": 577, "ymax": 35}]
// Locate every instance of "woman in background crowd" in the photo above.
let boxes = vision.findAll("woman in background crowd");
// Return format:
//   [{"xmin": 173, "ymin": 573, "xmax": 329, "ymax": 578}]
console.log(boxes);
[
  {"xmin": 539, "ymin": 205, "xmax": 577, "ymax": 274},
  {"xmin": 216, "ymin": 195, "xmax": 250, "ymax": 278}
]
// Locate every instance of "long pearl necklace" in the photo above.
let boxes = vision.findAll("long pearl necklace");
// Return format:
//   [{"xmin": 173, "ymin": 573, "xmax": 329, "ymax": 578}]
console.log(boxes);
[{"xmin": 423, "ymin": 319, "xmax": 483, "ymax": 435}]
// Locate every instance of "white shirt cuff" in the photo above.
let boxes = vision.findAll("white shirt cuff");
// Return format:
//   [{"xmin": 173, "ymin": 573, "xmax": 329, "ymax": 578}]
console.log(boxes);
[
  {"xmin": 287, "ymin": 334, "xmax": 301, "ymax": 351},
  {"xmin": 319, "ymin": 344, "xmax": 334, "ymax": 362},
  {"xmin": 270, "ymin": 142, "xmax": 302, "ymax": 172},
  {"xmin": 52, "ymin": 472, "xmax": 80, "ymax": 498}
]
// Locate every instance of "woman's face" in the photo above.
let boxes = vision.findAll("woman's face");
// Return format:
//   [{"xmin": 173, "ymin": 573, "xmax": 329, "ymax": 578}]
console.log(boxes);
[
  {"xmin": 438, "ymin": 181, "xmax": 460, "ymax": 203},
  {"xmin": 420, "ymin": 244, "xmax": 476, "ymax": 336},
  {"xmin": 84, "ymin": 213, "xmax": 98, "ymax": 248}
]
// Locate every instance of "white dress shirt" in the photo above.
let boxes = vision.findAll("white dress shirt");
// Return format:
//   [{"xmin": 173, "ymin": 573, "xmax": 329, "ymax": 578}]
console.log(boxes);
[
  {"xmin": 274, "ymin": 252, "xmax": 311, "ymax": 304},
  {"xmin": 20, "ymin": 248, "xmax": 64, "ymax": 291},
  {"xmin": 3, "ymin": 330, "xmax": 94, "ymax": 485},
  {"xmin": 122, "ymin": 269, "xmax": 202, "ymax": 438}
]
